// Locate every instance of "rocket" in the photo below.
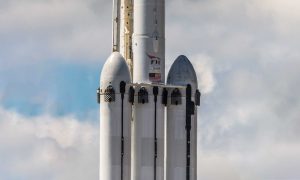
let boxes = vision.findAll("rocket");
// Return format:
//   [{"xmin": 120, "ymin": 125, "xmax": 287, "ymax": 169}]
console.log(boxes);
[{"xmin": 97, "ymin": 0, "xmax": 201, "ymax": 180}]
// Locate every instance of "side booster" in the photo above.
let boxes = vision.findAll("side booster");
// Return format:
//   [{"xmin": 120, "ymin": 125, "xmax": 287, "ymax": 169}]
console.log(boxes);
[
  {"xmin": 166, "ymin": 55, "xmax": 201, "ymax": 180},
  {"xmin": 99, "ymin": 52, "xmax": 132, "ymax": 180}
]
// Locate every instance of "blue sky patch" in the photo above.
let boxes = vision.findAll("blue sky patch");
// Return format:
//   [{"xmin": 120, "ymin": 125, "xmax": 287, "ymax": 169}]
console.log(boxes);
[{"xmin": 0, "ymin": 60, "xmax": 103, "ymax": 120}]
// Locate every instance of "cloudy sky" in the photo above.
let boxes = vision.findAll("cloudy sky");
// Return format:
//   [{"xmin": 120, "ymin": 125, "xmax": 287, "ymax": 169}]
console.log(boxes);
[{"xmin": 1, "ymin": 0, "xmax": 300, "ymax": 179}]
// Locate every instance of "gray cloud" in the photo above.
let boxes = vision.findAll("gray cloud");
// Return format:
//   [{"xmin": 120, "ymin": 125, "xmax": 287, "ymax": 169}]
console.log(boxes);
[
  {"xmin": 0, "ymin": 107, "xmax": 99, "ymax": 180},
  {"xmin": 165, "ymin": 0, "xmax": 300, "ymax": 179},
  {"xmin": 0, "ymin": 0, "xmax": 112, "ymax": 66}
]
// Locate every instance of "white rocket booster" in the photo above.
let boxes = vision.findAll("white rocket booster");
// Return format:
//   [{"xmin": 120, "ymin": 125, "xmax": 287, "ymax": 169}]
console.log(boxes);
[
  {"xmin": 98, "ymin": 1, "xmax": 201, "ymax": 180},
  {"xmin": 166, "ymin": 55, "xmax": 200, "ymax": 180},
  {"xmin": 99, "ymin": 52, "xmax": 132, "ymax": 180},
  {"xmin": 131, "ymin": 1, "xmax": 165, "ymax": 180}
]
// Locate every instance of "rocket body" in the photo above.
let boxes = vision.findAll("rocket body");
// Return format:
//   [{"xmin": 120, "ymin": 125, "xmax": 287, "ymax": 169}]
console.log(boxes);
[
  {"xmin": 131, "ymin": 86, "xmax": 165, "ymax": 180},
  {"xmin": 99, "ymin": 53, "xmax": 132, "ymax": 180},
  {"xmin": 98, "ymin": 1, "xmax": 200, "ymax": 180},
  {"xmin": 133, "ymin": 0, "xmax": 165, "ymax": 83},
  {"xmin": 131, "ymin": 1, "xmax": 165, "ymax": 180},
  {"xmin": 166, "ymin": 56, "xmax": 199, "ymax": 180}
]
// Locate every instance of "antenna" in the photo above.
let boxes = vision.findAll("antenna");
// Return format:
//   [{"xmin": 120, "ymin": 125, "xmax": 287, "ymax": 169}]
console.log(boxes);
[{"xmin": 112, "ymin": 0, "xmax": 121, "ymax": 52}]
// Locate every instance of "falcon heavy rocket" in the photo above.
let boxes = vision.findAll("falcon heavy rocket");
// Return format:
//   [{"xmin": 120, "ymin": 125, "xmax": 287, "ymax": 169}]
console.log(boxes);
[{"xmin": 97, "ymin": 0, "xmax": 201, "ymax": 180}]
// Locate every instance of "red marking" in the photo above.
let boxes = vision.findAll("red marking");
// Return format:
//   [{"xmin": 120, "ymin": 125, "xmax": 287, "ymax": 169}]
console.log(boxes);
[{"xmin": 147, "ymin": 53, "xmax": 160, "ymax": 60}]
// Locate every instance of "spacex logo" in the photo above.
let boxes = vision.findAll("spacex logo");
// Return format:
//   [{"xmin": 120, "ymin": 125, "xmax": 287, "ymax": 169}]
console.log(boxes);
[{"xmin": 147, "ymin": 53, "xmax": 161, "ymax": 65}]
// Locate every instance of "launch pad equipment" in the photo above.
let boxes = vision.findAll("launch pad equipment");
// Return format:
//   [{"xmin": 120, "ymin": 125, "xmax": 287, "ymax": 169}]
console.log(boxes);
[{"xmin": 98, "ymin": 0, "xmax": 201, "ymax": 180}]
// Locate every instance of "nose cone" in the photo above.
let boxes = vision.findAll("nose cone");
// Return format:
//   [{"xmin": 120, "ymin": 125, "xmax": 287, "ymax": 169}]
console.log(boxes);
[
  {"xmin": 100, "ymin": 52, "xmax": 131, "ymax": 88},
  {"xmin": 167, "ymin": 55, "xmax": 198, "ymax": 88}
]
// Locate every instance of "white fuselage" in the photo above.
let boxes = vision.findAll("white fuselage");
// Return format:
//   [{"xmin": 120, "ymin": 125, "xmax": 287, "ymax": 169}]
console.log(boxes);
[
  {"xmin": 131, "ymin": 1, "xmax": 165, "ymax": 180},
  {"xmin": 132, "ymin": 0, "xmax": 165, "ymax": 83}
]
